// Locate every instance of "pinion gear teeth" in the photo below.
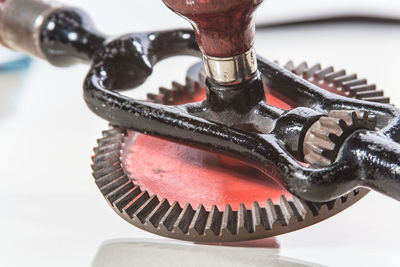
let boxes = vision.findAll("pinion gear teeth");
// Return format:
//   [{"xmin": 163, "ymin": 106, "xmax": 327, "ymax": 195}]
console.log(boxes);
[{"xmin": 303, "ymin": 110, "xmax": 377, "ymax": 168}]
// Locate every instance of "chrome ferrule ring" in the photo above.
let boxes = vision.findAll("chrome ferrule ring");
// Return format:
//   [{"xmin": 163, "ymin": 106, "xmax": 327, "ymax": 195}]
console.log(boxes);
[{"xmin": 203, "ymin": 46, "xmax": 258, "ymax": 85}]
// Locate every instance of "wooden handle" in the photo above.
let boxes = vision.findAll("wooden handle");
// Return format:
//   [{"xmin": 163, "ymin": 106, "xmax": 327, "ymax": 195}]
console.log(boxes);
[{"xmin": 162, "ymin": 0, "xmax": 263, "ymax": 58}]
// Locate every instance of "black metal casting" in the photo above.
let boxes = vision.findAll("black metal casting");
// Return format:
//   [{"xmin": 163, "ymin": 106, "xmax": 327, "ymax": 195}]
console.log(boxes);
[{"xmin": 38, "ymin": 7, "xmax": 400, "ymax": 203}]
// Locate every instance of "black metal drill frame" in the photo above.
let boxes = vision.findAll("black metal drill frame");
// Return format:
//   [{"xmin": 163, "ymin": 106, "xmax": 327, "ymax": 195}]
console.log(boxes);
[{"xmin": 39, "ymin": 7, "xmax": 400, "ymax": 203}]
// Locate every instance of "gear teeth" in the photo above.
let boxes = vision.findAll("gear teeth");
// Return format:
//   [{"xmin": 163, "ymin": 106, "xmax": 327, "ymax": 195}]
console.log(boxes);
[
  {"xmin": 221, "ymin": 205, "xmax": 236, "ymax": 235},
  {"xmin": 292, "ymin": 197, "xmax": 312, "ymax": 221},
  {"xmin": 94, "ymin": 168, "xmax": 124, "ymax": 186},
  {"xmin": 91, "ymin": 60, "xmax": 381, "ymax": 241},
  {"xmin": 159, "ymin": 201, "xmax": 182, "ymax": 232},
  {"xmin": 304, "ymin": 63, "xmax": 321, "ymax": 79},
  {"xmin": 152, "ymin": 81, "xmax": 190, "ymax": 105},
  {"xmin": 94, "ymin": 142, "xmax": 120, "ymax": 155},
  {"xmin": 123, "ymin": 191, "xmax": 150, "ymax": 217},
  {"xmin": 287, "ymin": 61, "xmax": 388, "ymax": 103},
  {"xmin": 189, "ymin": 205, "xmax": 208, "ymax": 235},
  {"xmin": 114, "ymin": 185, "xmax": 141, "ymax": 212},
  {"xmin": 252, "ymin": 202, "xmax": 266, "ymax": 232},
  {"xmin": 326, "ymin": 198, "xmax": 339, "ymax": 211},
  {"xmin": 101, "ymin": 127, "xmax": 126, "ymax": 137},
  {"xmin": 174, "ymin": 203, "xmax": 195, "ymax": 234},
  {"xmin": 238, "ymin": 203, "xmax": 254, "ymax": 234},
  {"xmin": 314, "ymin": 66, "xmax": 334, "ymax": 81},
  {"xmin": 147, "ymin": 93, "xmax": 163, "ymax": 104},
  {"xmin": 265, "ymin": 199, "xmax": 280, "ymax": 230},
  {"xmin": 96, "ymin": 135, "xmax": 124, "ymax": 147},
  {"xmin": 355, "ymin": 90, "xmax": 384, "ymax": 99},
  {"xmin": 324, "ymin": 69, "xmax": 346, "ymax": 83},
  {"xmin": 334, "ymin": 73, "xmax": 357, "ymax": 87},
  {"xmin": 319, "ymin": 117, "xmax": 344, "ymax": 134},
  {"xmin": 147, "ymin": 198, "xmax": 170, "ymax": 228},
  {"xmin": 328, "ymin": 110, "xmax": 354, "ymax": 126},
  {"xmin": 279, "ymin": 195, "xmax": 297, "ymax": 226},
  {"xmin": 172, "ymin": 81, "xmax": 186, "ymax": 93},
  {"xmin": 132, "ymin": 195, "xmax": 160, "ymax": 223},
  {"xmin": 106, "ymin": 180, "xmax": 134, "ymax": 204},
  {"xmin": 304, "ymin": 151, "xmax": 332, "ymax": 167},
  {"xmin": 304, "ymin": 201, "xmax": 321, "ymax": 217},
  {"xmin": 342, "ymin": 79, "xmax": 367, "ymax": 91},
  {"xmin": 205, "ymin": 205, "xmax": 222, "ymax": 236},
  {"xmin": 284, "ymin": 61, "xmax": 295, "ymax": 72},
  {"xmin": 304, "ymin": 110, "xmax": 377, "ymax": 167},
  {"xmin": 93, "ymin": 150, "xmax": 120, "ymax": 164},
  {"xmin": 92, "ymin": 162, "xmax": 120, "ymax": 176},
  {"xmin": 310, "ymin": 127, "xmax": 332, "ymax": 141},
  {"xmin": 100, "ymin": 176, "xmax": 127, "ymax": 196},
  {"xmin": 293, "ymin": 62, "xmax": 308, "ymax": 75},
  {"xmin": 362, "ymin": 96, "xmax": 390, "ymax": 103},
  {"xmin": 159, "ymin": 86, "xmax": 172, "ymax": 97},
  {"xmin": 349, "ymin": 84, "xmax": 376, "ymax": 94}
]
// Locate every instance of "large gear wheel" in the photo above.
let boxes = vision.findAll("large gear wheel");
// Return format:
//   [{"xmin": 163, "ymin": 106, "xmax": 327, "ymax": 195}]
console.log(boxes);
[
  {"xmin": 92, "ymin": 61, "xmax": 390, "ymax": 242},
  {"xmin": 303, "ymin": 110, "xmax": 377, "ymax": 167}
]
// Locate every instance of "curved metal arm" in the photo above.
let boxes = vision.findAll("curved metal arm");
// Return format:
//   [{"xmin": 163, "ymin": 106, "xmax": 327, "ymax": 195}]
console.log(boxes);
[
  {"xmin": 43, "ymin": 6, "xmax": 400, "ymax": 203},
  {"xmin": 84, "ymin": 49, "xmax": 400, "ymax": 203},
  {"xmin": 81, "ymin": 33, "xmax": 364, "ymax": 203}
]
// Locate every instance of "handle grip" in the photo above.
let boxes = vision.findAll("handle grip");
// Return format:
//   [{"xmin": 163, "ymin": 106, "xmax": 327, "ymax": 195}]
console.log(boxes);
[{"xmin": 162, "ymin": 0, "xmax": 263, "ymax": 58}]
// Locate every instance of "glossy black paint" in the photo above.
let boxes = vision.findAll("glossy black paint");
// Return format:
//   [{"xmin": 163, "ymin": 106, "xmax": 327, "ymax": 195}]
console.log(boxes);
[
  {"xmin": 40, "ymin": 8, "xmax": 106, "ymax": 66},
  {"xmin": 39, "ymin": 7, "xmax": 400, "ymax": 203}
]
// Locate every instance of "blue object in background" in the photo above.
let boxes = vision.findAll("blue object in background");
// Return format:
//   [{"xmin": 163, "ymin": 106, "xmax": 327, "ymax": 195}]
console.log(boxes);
[
  {"xmin": 0, "ymin": 48, "xmax": 31, "ymax": 72},
  {"xmin": 0, "ymin": 56, "xmax": 31, "ymax": 71}
]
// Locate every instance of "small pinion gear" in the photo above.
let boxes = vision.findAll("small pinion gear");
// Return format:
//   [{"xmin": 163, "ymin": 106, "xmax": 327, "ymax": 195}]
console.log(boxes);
[{"xmin": 303, "ymin": 110, "xmax": 377, "ymax": 168}]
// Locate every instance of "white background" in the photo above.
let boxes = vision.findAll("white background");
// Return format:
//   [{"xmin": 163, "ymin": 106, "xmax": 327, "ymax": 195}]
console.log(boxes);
[{"xmin": 1, "ymin": 0, "xmax": 400, "ymax": 266}]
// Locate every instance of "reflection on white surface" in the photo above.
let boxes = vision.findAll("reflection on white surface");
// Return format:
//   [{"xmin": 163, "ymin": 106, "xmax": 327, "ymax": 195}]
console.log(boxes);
[{"xmin": 92, "ymin": 239, "xmax": 324, "ymax": 267}]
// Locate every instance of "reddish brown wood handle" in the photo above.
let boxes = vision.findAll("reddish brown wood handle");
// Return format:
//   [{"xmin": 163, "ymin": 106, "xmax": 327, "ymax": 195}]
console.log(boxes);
[{"xmin": 162, "ymin": 0, "xmax": 263, "ymax": 58}]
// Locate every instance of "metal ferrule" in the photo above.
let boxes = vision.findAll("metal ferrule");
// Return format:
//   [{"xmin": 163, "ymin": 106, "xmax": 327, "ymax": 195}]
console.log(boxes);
[
  {"xmin": 0, "ymin": 0, "xmax": 63, "ymax": 58},
  {"xmin": 203, "ymin": 46, "xmax": 258, "ymax": 85}
]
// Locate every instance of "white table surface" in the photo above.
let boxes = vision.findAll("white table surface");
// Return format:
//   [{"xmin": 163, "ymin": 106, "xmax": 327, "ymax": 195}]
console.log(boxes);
[{"xmin": 1, "ymin": 0, "xmax": 400, "ymax": 266}]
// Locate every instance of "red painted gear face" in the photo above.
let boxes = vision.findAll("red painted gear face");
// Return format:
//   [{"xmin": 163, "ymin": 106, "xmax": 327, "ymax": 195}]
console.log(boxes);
[
  {"xmin": 121, "ymin": 67, "xmax": 347, "ymax": 211},
  {"xmin": 122, "ymin": 116, "xmax": 291, "ymax": 211}
]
